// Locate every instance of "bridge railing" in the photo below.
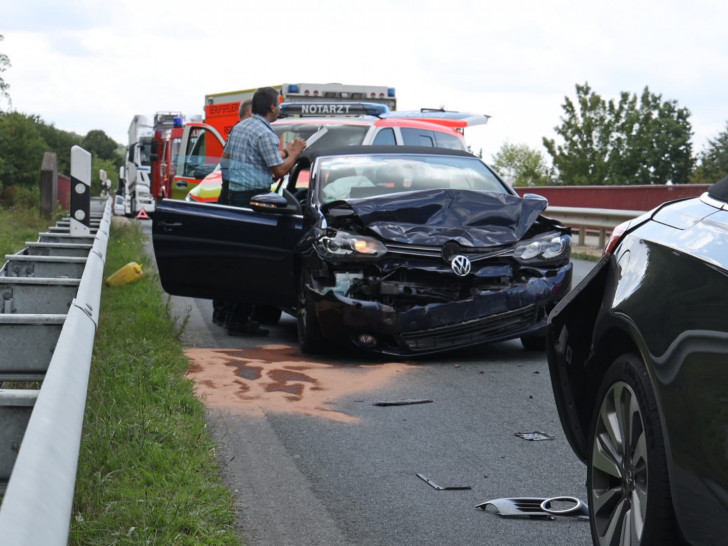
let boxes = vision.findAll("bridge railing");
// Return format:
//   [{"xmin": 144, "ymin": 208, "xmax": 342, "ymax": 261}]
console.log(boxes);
[{"xmin": 545, "ymin": 205, "xmax": 644, "ymax": 249}]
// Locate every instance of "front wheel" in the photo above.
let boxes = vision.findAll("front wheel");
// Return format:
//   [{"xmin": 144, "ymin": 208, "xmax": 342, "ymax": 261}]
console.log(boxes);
[{"xmin": 588, "ymin": 353, "xmax": 681, "ymax": 546}]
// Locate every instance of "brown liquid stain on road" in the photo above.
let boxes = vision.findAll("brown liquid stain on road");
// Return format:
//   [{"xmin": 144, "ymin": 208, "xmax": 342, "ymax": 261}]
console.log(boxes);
[{"xmin": 184, "ymin": 345, "xmax": 417, "ymax": 423}]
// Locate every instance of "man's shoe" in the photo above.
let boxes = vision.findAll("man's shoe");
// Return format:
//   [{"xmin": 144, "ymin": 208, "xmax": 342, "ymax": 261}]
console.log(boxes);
[{"xmin": 226, "ymin": 320, "xmax": 269, "ymax": 337}]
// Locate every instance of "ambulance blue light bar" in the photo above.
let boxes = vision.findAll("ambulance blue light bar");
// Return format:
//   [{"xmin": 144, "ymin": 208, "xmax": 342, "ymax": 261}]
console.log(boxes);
[{"xmin": 279, "ymin": 102, "xmax": 390, "ymax": 118}]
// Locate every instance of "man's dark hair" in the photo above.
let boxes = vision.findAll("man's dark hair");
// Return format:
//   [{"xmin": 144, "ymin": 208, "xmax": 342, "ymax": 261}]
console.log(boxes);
[
  {"xmin": 252, "ymin": 87, "xmax": 279, "ymax": 116},
  {"xmin": 239, "ymin": 99, "xmax": 252, "ymax": 119}
]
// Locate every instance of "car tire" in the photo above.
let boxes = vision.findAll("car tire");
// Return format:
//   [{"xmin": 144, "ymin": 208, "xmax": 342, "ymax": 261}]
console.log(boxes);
[
  {"xmin": 588, "ymin": 353, "xmax": 681, "ymax": 546},
  {"xmin": 251, "ymin": 305, "xmax": 282, "ymax": 326},
  {"xmin": 296, "ymin": 275, "xmax": 325, "ymax": 354},
  {"xmin": 520, "ymin": 334, "xmax": 545, "ymax": 351}
]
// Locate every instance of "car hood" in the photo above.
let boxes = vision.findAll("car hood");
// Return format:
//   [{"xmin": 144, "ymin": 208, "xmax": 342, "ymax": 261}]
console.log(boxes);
[{"xmin": 325, "ymin": 189, "xmax": 548, "ymax": 247}]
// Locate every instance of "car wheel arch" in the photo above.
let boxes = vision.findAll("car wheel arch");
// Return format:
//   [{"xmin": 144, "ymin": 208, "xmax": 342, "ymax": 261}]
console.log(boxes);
[
  {"xmin": 580, "ymin": 324, "xmax": 642, "ymax": 428},
  {"xmin": 587, "ymin": 351, "xmax": 682, "ymax": 545}
]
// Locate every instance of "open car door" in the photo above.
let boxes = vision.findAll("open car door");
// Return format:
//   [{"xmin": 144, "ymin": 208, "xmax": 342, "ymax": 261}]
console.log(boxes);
[
  {"xmin": 171, "ymin": 123, "xmax": 225, "ymax": 200},
  {"xmin": 152, "ymin": 198, "xmax": 303, "ymax": 307}
]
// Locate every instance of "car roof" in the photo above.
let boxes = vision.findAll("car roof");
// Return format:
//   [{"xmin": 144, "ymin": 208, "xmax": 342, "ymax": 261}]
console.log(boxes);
[
  {"xmin": 274, "ymin": 116, "xmax": 462, "ymax": 134},
  {"xmin": 274, "ymin": 117, "xmax": 376, "ymax": 126},
  {"xmin": 300, "ymin": 145, "xmax": 478, "ymax": 163}
]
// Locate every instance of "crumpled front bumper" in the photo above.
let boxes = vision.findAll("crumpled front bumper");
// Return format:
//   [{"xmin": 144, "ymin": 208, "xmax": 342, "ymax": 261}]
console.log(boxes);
[{"xmin": 311, "ymin": 263, "xmax": 573, "ymax": 356}]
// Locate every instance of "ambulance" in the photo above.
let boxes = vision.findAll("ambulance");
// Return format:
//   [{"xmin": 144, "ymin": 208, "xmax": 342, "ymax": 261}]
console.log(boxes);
[{"xmin": 170, "ymin": 84, "xmax": 398, "ymax": 199}]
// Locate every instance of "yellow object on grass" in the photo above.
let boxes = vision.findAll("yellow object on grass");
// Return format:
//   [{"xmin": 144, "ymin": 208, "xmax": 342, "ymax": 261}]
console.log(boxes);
[{"xmin": 105, "ymin": 262, "xmax": 143, "ymax": 287}]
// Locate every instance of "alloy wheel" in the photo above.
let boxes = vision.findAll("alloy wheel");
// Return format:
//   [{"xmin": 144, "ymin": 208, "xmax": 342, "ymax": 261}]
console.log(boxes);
[{"xmin": 590, "ymin": 380, "xmax": 648, "ymax": 546}]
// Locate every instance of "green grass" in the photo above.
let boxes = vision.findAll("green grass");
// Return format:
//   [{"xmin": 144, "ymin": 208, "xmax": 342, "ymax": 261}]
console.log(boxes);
[
  {"xmin": 572, "ymin": 250, "xmax": 601, "ymax": 262},
  {"xmin": 0, "ymin": 207, "xmax": 60, "ymax": 258},
  {"xmin": 69, "ymin": 219, "xmax": 240, "ymax": 545}
]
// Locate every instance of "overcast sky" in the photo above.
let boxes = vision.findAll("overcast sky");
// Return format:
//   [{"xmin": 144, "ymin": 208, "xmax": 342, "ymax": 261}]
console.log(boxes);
[{"xmin": 3, "ymin": 0, "xmax": 728, "ymax": 165}]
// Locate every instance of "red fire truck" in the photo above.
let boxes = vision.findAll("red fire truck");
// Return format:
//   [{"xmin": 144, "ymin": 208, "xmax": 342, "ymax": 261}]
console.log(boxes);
[{"xmin": 150, "ymin": 112, "xmax": 185, "ymax": 201}]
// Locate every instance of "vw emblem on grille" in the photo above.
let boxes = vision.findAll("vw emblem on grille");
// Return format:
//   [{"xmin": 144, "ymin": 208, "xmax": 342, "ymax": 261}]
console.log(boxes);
[{"xmin": 451, "ymin": 255, "xmax": 471, "ymax": 276}]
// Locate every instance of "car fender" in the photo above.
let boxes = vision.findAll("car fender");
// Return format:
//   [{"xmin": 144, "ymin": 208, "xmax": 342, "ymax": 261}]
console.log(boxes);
[{"xmin": 546, "ymin": 255, "xmax": 611, "ymax": 460}]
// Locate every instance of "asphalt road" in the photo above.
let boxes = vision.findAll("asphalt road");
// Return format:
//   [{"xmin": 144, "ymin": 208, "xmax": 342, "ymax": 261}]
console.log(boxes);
[{"xmin": 149, "ymin": 216, "xmax": 597, "ymax": 546}]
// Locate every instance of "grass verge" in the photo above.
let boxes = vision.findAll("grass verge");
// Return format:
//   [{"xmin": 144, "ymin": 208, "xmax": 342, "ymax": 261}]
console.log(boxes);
[
  {"xmin": 70, "ymin": 219, "xmax": 240, "ymax": 545},
  {"xmin": 571, "ymin": 250, "xmax": 601, "ymax": 262},
  {"xmin": 0, "ymin": 207, "xmax": 62, "ymax": 258}
]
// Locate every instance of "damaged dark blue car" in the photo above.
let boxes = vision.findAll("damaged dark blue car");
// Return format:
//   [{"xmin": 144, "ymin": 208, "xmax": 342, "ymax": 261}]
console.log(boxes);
[{"xmin": 153, "ymin": 146, "xmax": 572, "ymax": 356}]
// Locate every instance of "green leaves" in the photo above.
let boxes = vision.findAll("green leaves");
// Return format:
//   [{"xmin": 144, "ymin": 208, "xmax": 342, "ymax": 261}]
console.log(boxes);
[
  {"xmin": 490, "ymin": 143, "xmax": 552, "ymax": 187},
  {"xmin": 0, "ymin": 112, "xmax": 47, "ymax": 189},
  {"xmin": 544, "ymin": 82, "xmax": 694, "ymax": 185},
  {"xmin": 0, "ymin": 111, "xmax": 123, "ymax": 194},
  {"xmin": 693, "ymin": 122, "xmax": 728, "ymax": 183}
]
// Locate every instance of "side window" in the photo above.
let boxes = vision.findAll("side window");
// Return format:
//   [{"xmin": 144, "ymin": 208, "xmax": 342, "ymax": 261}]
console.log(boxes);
[
  {"xmin": 434, "ymin": 132, "xmax": 467, "ymax": 150},
  {"xmin": 372, "ymin": 128, "xmax": 396, "ymax": 145},
  {"xmin": 183, "ymin": 131, "xmax": 207, "ymax": 176},
  {"xmin": 401, "ymin": 128, "xmax": 435, "ymax": 147}
]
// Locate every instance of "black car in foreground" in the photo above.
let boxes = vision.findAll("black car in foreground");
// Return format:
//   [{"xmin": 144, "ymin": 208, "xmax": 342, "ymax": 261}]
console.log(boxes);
[
  {"xmin": 153, "ymin": 146, "xmax": 572, "ymax": 357},
  {"xmin": 547, "ymin": 178, "xmax": 728, "ymax": 545}
]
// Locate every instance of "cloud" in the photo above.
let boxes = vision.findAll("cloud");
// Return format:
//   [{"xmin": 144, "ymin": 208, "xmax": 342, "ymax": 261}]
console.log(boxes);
[{"xmin": 2, "ymin": 0, "xmax": 728, "ymax": 161}]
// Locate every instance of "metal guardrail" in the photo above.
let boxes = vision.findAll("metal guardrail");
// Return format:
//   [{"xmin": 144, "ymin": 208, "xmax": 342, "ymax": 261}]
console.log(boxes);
[
  {"xmin": 546, "ymin": 206, "xmax": 644, "ymax": 248},
  {"xmin": 0, "ymin": 197, "xmax": 110, "ymax": 545}
]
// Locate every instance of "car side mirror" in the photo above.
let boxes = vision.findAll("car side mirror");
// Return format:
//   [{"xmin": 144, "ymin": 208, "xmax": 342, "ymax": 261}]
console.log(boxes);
[
  {"xmin": 523, "ymin": 193, "xmax": 549, "ymax": 205},
  {"xmin": 250, "ymin": 192, "xmax": 299, "ymax": 214}
]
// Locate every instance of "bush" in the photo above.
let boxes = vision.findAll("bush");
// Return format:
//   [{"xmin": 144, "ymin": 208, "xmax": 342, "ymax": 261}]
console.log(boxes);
[{"xmin": 0, "ymin": 183, "xmax": 40, "ymax": 209}]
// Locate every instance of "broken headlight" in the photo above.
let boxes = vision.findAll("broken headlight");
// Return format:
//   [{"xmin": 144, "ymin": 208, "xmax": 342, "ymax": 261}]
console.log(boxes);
[
  {"xmin": 514, "ymin": 233, "xmax": 571, "ymax": 265},
  {"xmin": 314, "ymin": 230, "xmax": 388, "ymax": 261}
]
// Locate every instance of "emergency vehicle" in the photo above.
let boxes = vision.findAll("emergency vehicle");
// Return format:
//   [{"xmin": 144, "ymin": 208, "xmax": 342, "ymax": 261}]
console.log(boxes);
[
  {"xmin": 124, "ymin": 115, "xmax": 156, "ymax": 216},
  {"xmin": 170, "ymin": 84, "xmax": 398, "ymax": 199},
  {"xmin": 186, "ymin": 102, "xmax": 491, "ymax": 203},
  {"xmin": 150, "ymin": 112, "xmax": 184, "ymax": 201},
  {"xmin": 205, "ymin": 83, "xmax": 397, "ymax": 140}
]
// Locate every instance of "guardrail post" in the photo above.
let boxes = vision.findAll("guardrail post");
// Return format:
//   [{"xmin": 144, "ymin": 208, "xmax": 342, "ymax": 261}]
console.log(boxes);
[{"xmin": 70, "ymin": 146, "xmax": 92, "ymax": 236}]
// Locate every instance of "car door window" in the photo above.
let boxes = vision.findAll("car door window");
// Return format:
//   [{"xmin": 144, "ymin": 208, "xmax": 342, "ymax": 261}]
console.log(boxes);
[
  {"xmin": 372, "ymin": 128, "xmax": 396, "ymax": 145},
  {"xmin": 401, "ymin": 128, "xmax": 435, "ymax": 147},
  {"xmin": 434, "ymin": 131, "xmax": 467, "ymax": 150}
]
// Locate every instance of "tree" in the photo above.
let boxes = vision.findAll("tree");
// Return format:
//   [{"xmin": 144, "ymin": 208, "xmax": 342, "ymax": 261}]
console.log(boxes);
[
  {"xmin": 692, "ymin": 122, "xmax": 728, "ymax": 183},
  {"xmin": 543, "ymin": 83, "xmax": 617, "ymax": 185},
  {"xmin": 491, "ymin": 143, "xmax": 552, "ymax": 186},
  {"xmin": 0, "ymin": 112, "xmax": 47, "ymax": 188},
  {"xmin": 614, "ymin": 87, "xmax": 693, "ymax": 184},
  {"xmin": 544, "ymin": 83, "xmax": 694, "ymax": 185},
  {"xmin": 82, "ymin": 129, "xmax": 120, "ymax": 162},
  {"xmin": 0, "ymin": 35, "xmax": 10, "ymax": 107},
  {"xmin": 34, "ymin": 120, "xmax": 82, "ymax": 175}
]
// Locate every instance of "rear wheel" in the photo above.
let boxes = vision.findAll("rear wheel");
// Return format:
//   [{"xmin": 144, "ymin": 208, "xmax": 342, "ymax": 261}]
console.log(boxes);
[
  {"xmin": 588, "ymin": 353, "xmax": 681, "ymax": 546},
  {"xmin": 296, "ymin": 274, "xmax": 325, "ymax": 354}
]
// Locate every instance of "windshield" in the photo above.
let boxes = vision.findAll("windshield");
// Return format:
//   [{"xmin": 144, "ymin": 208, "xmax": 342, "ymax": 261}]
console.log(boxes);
[
  {"xmin": 274, "ymin": 123, "xmax": 369, "ymax": 150},
  {"xmin": 317, "ymin": 153, "xmax": 509, "ymax": 203}
]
